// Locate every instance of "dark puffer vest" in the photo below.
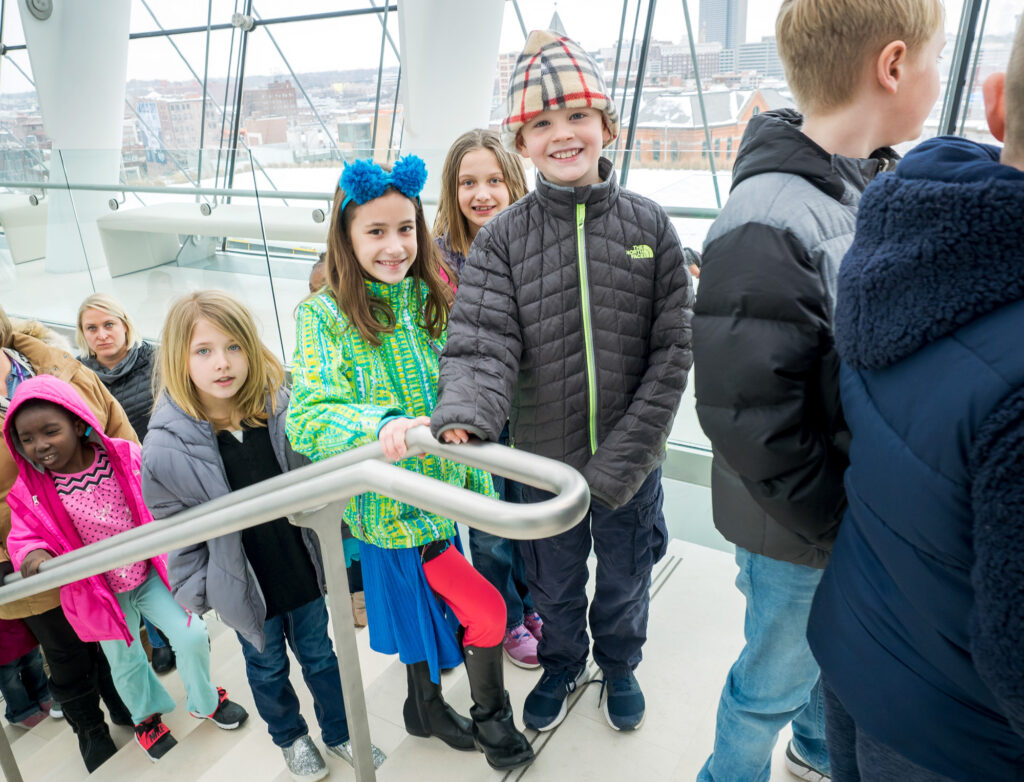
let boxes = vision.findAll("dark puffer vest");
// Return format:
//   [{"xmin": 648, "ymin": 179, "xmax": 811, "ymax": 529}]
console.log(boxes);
[
  {"xmin": 81, "ymin": 341, "xmax": 155, "ymax": 442},
  {"xmin": 432, "ymin": 157, "xmax": 693, "ymax": 509}
]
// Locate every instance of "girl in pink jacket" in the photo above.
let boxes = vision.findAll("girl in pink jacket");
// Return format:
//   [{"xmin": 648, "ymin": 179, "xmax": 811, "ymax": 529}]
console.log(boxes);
[{"xmin": 3, "ymin": 375, "xmax": 248, "ymax": 761}]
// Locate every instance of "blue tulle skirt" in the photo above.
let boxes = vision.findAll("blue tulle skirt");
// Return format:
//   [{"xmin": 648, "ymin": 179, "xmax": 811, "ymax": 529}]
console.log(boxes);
[{"xmin": 358, "ymin": 539, "xmax": 463, "ymax": 683}]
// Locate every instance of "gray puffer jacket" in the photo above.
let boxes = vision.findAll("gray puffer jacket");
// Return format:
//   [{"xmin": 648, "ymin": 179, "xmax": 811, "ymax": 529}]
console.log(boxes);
[
  {"xmin": 82, "ymin": 341, "xmax": 155, "ymax": 442},
  {"xmin": 432, "ymin": 157, "xmax": 694, "ymax": 509},
  {"xmin": 141, "ymin": 388, "xmax": 324, "ymax": 651},
  {"xmin": 693, "ymin": 109, "xmax": 899, "ymax": 567}
]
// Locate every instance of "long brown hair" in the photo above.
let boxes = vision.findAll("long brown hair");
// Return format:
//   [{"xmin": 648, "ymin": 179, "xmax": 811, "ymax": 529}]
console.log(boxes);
[
  {"xmin": 154, "ymin": 290, "xmax": 284, "ymax": 431},
  {"xmin": 325, "ymin": 167, "xmax": 452, "ymax": 346},
  {"xmin": 433, "ymin": 128, "xmax": 528, "ymax": 257}
]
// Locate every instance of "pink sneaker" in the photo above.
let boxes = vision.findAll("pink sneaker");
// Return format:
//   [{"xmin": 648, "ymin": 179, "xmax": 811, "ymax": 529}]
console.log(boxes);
[
  {"xmin": 14, "ymin": 710, "xmax": 48, "ymax": 729},
  {"xmin": 523, "ymin": 611, "xmax": 543, "ymax": 641},
  {"xmin": 503, "ymin": 624, "xmax": 540, "ymax": 668}
]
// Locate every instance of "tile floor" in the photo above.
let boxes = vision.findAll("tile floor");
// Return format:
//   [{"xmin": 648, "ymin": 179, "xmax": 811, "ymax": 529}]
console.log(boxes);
[{"xmin": 2, "ymin": 540, "xmax": 802, "ymax": 781}]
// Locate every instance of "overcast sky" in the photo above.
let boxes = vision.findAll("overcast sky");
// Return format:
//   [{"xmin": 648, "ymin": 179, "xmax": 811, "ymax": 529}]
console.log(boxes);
[{"xmin": 0, "ymin": 0, "xmax": 1017, "ymax": 92}]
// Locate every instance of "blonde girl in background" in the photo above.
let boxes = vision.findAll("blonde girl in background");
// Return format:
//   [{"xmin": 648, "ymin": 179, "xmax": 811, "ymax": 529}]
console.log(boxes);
[{"xmin": 141, "ymin": 291, "xmax": 381, "ymax": 781}]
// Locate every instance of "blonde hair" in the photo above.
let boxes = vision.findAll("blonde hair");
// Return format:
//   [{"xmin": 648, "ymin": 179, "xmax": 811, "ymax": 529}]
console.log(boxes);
[
  {"xmin": 1005, "ymin": 16, "xmax": 1024, "ymax": 160},
  {"xmin": 155, "ymin": 290, "xmax": 284, "ymax": 431},
  {"xmin": 777, "ymin": 0, "xmax": 944, "ymax": 114},
  {"xmin": 433, "ymin": 129, "xmax": 528, "ymax": 258},
  {"xmin": 76, "ymin": 293, "xmax": 142, "ymax": 356},
  {"xmin": 0, "ymin": 304, "xmax": 11, "ymax": 348}
]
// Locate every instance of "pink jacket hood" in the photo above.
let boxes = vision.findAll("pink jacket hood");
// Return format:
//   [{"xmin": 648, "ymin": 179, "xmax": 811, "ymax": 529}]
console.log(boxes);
[{"xmin": 3, "ymin": 375, "xmax": 169, "ymax": 644}]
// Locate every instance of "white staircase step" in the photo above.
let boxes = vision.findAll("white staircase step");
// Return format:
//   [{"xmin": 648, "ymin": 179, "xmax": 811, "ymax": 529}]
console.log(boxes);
[{"xmin": 4, "ymin": 539, "xmax": 809, "ymax": 781}]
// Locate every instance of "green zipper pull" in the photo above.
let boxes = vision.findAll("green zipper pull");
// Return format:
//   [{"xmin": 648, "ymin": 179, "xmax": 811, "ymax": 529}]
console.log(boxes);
[{"xmin": 575, "ymin": 202, "xmax": 599, "ymax": 456}]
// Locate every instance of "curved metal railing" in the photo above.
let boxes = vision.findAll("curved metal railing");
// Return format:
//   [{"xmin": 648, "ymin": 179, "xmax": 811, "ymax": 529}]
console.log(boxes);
[{"xmin": 0, "ymin": 426, "xmax": 591, "ymax": 782}]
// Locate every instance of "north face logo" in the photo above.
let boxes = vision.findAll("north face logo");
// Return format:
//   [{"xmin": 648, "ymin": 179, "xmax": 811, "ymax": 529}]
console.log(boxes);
[{"xmin": 626, "ymin": 244, "xmax": 654, "ymax": 260}]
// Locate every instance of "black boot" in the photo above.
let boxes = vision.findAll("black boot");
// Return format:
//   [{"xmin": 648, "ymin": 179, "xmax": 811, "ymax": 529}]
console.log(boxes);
[
  {"xmin": 403, "ymin": 661, "xmax": 475, "ymax": 750},
  {"xmin": 60, "ymin": 691, "xmax": 118, "ymax": 772},
  {"xmin": 463, "ymin": 645, "xmax": 535, "ymax": 771},
  {"xmin": 96, "ymin": 650, "xmax": 134, "ymax": 726}
]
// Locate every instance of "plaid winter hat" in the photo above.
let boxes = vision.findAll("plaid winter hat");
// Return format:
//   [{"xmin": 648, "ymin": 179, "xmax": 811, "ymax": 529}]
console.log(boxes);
[{"xmin": 501, "ymin": 29, "xmax": 620, "ymax": 152}]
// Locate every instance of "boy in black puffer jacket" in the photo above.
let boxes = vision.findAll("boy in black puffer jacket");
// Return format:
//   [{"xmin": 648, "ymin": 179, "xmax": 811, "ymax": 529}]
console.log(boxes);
[{"xmin": 432, "ymin": 30, "xmax": 693, "ymax": 735}]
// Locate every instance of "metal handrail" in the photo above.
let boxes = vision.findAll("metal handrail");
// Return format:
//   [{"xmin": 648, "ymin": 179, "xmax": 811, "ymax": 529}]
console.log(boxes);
[
  {"xmin": 0, "ymin": 180, "xmax": 722, "ymax": 219},
  {"xmin": 0, "ymin": 427, "xmax": 590, "ymax": 782}
]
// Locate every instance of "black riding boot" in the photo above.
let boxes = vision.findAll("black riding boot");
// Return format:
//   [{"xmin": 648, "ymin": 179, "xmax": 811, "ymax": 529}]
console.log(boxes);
[
  {"xmin": 60, "ymin": 690, "xmax": 118, "ymax": 772},
  {"xmin": 463, "ymin": 644, "xmax": 535, "ymax": 770},
  {"xmin": 403, "ymin": 661, "xmax": 475, "ymax": 750},
  {"xmin": 96, "ymin": 650, "xmax": 134, "ymax": 726}
]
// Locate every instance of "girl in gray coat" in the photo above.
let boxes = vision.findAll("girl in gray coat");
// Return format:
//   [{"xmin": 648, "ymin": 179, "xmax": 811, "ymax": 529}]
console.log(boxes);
[{"xmin": 140, "ymin": 291, "xmax": 384, "ymax": 782}]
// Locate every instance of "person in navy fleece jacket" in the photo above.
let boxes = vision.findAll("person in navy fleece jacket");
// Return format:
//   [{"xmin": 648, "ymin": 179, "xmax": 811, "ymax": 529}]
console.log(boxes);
[{"xmin": 806, "ymin": 24, "xmax": 1024, "ymax": 782}]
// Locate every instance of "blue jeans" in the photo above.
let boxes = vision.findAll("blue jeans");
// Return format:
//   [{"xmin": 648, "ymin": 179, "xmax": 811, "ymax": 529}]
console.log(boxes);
[
  {"xmin": 469, "ymin": 472, "xmax": 535, "ymax": 628},
  {"xmin": 698, "ymin": 547, "xmax": 830, "ymax": 782},
  {"xmin": 100, "ymin": 571, "xmax": 218, "ymax": 723},
  {"xmin": 143, "ymin": 617, "xmax": 166, "ymax": 649},
  {"xmin": 237, "ymin": 596, "xmax": 349, "ymax": 748},
  {"xmin": 0, "ymin": 648, "xmax": 49, "ymax": 722}
]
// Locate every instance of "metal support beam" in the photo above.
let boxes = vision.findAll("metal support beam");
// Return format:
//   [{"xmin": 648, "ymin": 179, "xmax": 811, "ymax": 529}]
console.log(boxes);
[
  {"xmin": 682, "ymin": 0, "xmax": 722, "ymax": 208},
  {"xmin": 939, "ymin": 0, "xmax": 984, "ymax": 135},
  {"xmin": 620, "ymin": 0, "xmax": 658, "ymax": 186}
]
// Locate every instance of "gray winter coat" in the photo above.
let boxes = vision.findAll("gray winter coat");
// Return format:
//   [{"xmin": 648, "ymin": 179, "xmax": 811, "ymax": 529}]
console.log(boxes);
[
  {"xmin": 432, "ymin": 157, "xmax": 694, "ymax": 509},
  {"xmin": 693, "ymin": 110, "xmax": 898, "ymax": 567},
  {"xmin": 82, "ymin": 341, "xmax": 155, "ymax": 442},
  {"xmin": 141, "ymin": 388, "xmax": 324, "ymax": 650}
]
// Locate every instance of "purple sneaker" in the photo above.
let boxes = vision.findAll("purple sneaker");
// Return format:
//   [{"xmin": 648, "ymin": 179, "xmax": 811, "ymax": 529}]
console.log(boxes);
[
  {"xmin": 523, "ymin": 612, "xmax": 543, "ymax": 641},
  {"xmin": 503, "ymin": 624, "xmax": 540, "ymax": 668}
]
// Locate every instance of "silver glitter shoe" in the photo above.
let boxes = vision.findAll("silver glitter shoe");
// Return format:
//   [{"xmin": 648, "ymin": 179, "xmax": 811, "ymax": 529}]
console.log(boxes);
[
  {"xmin": 326, "ymin": 739, "xmax": 387, "ymax": 769},
  {"xmin": 282, "ymin": 735, "xmax": 328, "ymax": 782}
]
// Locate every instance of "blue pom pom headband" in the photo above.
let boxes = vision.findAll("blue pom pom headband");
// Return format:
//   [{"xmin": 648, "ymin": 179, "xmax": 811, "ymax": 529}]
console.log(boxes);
[{"xmin": 338, "ymin": 154, "xmax": 428, "ymax": 214}]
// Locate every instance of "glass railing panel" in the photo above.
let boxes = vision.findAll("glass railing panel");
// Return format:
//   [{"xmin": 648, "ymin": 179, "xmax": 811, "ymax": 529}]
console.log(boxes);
[{"xmin": 951, "ymin": 1, "xmax": 1017, "ymax": 144}]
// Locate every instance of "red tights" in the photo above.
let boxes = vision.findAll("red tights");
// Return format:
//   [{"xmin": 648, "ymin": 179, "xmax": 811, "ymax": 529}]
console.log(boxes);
[{"xmin": 421, "ymin": 546, "xmax": 505, "ymax": 648}]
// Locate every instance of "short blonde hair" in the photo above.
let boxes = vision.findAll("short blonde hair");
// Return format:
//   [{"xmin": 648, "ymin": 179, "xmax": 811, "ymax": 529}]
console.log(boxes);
[
  {"xmin": 76, "ymin": 293, "xmax": 142, "ymax": 356},
  {"xmin": 777, "ymin": 0, "xmax": 944, "ymax": 113},
  {"xmin": 155, "ymin": 290, "xmax": 283, "ymax": 431},
  {"xmin": 0, "ymin": 305, "xmax": 12, "ymax": 348},
  {"xmin": 1005, "ymin": 16, "xmax": 1024, "ymax": 159}
]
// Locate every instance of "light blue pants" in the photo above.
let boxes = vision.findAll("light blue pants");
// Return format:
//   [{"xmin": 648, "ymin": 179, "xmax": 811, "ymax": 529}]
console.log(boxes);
[
  {"xmin": 697, "ymin": 547, "xmax": 830, "ymax": 782},
  {"xmin": 99, "ymin": 570, "xmax": 219, "ymax": 724}
]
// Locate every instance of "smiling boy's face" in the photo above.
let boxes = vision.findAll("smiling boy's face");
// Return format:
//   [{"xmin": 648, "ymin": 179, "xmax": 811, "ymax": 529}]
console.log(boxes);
[
  {"xmin": 13, "ymin": 402, "xmax": 90, "ymax": 474},
  {"xmin": 515, "ymin": 106, "xmax": 611, "ymax": 188}
]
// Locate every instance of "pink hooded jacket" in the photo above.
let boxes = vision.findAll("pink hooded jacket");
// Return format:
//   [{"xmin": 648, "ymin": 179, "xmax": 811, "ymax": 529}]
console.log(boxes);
[{"xmin": 2, "ymin": 375, "xmax": 170, "ymax": 645}]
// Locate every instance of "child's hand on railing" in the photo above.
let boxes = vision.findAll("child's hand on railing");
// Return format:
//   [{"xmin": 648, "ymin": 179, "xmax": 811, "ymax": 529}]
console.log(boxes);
[
  {"xmin": 20, "ymin": 550, "xmax": 54, "ymax": 578},
  {"xmin": 440, "ymin": 428, "xmax": 470, "ymax": 445},
  {"xmin": 379, "ymin": 416, "xmax": 431, "ymax": 461}
]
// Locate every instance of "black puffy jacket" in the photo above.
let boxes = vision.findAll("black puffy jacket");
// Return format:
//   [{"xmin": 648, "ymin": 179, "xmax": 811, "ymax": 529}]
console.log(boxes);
[
  {"xmin": 81, "ymin": 341, "xmax": 155, "ymax": 443},
  {"xmin": 693, "ymin": 109, "xmax": 898, "ymax": 567},
  {"xmin": 432, "ymin": 157, "xmax": 694, "ymax": 510}
]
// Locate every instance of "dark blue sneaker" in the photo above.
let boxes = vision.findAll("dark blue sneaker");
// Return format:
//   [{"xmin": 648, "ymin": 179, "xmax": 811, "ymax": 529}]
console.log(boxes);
[
  {"xmin": 522, "ymin": 666, "xmax": 586, "ymax": 731},
  {"xmin": 600, "ymin": 671, "xmax": 645, "ymax": 730}
]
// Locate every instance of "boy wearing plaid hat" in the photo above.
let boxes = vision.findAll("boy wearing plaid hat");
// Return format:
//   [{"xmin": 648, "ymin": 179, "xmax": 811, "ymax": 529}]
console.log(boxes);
[{"xmin": 432, "ymin": 30, "xmax": 693, "ymax": 733}]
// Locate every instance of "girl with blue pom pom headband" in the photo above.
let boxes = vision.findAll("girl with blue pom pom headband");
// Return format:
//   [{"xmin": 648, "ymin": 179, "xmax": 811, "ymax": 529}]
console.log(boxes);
[{"xmin": 339, "ymin": 154, "xmax": 428, "ymax": 214}]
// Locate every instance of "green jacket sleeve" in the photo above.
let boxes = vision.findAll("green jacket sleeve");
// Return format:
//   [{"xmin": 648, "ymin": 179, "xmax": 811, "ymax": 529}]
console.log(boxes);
[{"xmin": 286, "ymin": 298, "xmax": 402, "ymax": 461}]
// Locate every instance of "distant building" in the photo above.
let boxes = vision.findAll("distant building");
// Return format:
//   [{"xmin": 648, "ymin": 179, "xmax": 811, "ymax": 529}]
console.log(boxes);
[
  {"xmin": 627, "ymin": 86, "xmax": 794, "ymax": 170},
  {"xmin": 736, "ymin": 37, "xmax": 784, "ymax": 79},
  {"xmin": 651, "ymin": 42, "xmax": 722, "ymax": 82},
  {"xmin": 132, "ymin": 95, "xmax": 220, "ymax": 153},
  {"xmin": 242, "ymin": 79, "xmax": 298, "ymax": 121},
  {"xmin": 699, "ymin": 0, "xmax": 747, "ymax": 51}
]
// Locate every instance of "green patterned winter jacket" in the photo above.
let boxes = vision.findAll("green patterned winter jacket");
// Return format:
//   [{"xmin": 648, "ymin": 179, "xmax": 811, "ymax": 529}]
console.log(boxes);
[{"xmin": 286, "ymin": 278, "xmax": 495, "ymax": 549}]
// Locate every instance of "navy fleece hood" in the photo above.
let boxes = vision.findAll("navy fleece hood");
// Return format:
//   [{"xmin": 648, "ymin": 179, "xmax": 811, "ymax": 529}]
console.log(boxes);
[{"xmin": 835, "ymin": 136, "xmax": 1024, "ymax": 371}]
